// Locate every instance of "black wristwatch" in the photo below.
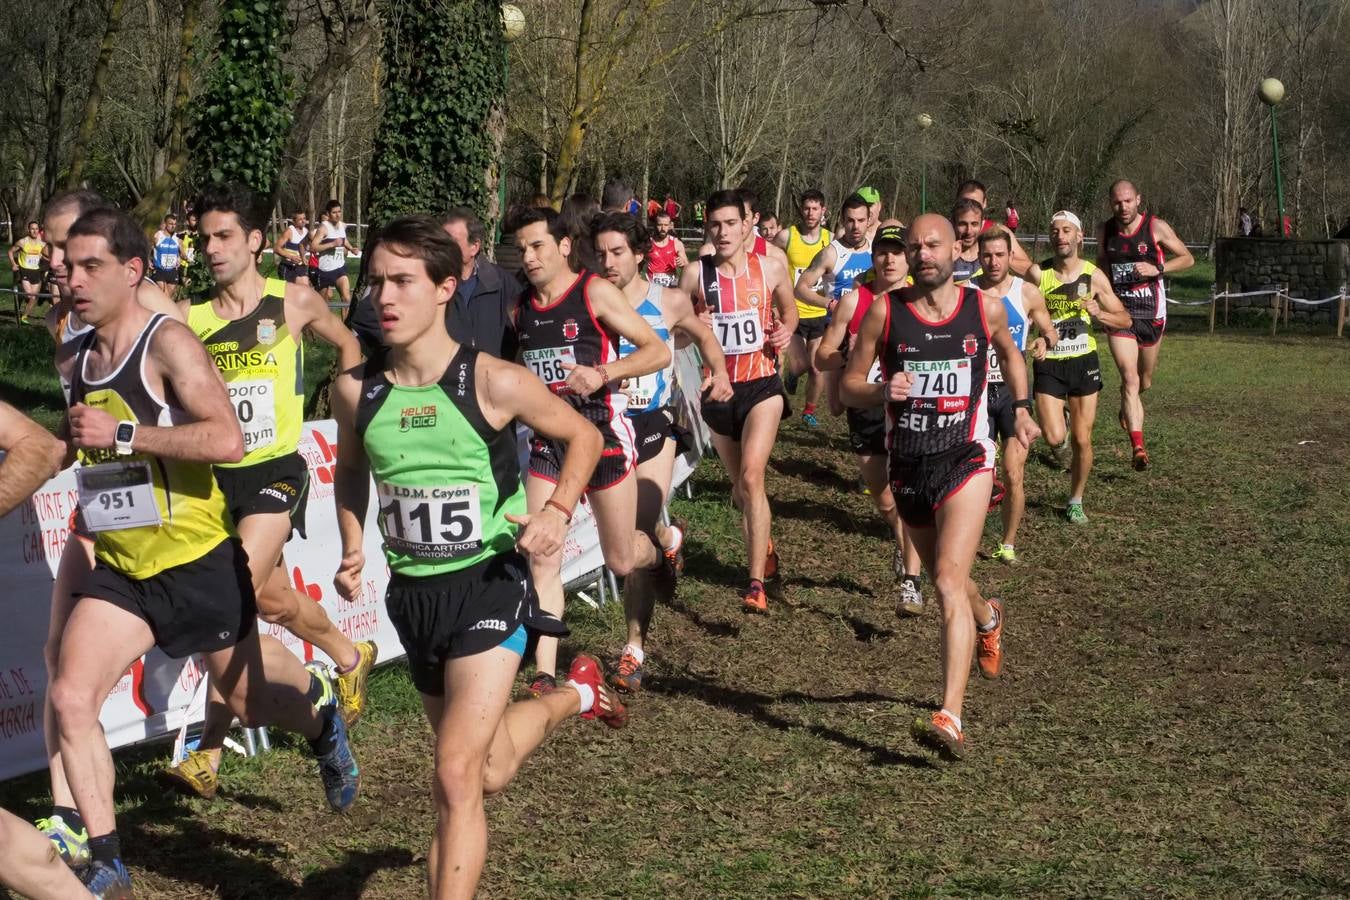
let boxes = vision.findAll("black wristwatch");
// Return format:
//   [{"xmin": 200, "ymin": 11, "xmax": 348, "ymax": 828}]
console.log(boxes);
[{"xmin": 1012, "ymin": 399, "xmax": 1033, "ymax": 412}]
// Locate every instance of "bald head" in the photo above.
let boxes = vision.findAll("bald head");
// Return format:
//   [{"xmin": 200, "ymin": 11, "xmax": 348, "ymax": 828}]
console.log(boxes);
[
  {"xmin": 1109, "ymin": 179, "xmax": 1142, "ymax": 226},
  {"xmin": 905, "ymin": 213, "xmax": 956, "ymax": 287}
]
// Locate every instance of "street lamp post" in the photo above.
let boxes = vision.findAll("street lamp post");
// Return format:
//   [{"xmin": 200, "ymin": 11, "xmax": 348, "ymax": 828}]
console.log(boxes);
[
  {"xmin": 1257, "ymin": 77, "xmax": 1286, "ymax": 237},
  {"xmin": 495, "ymin": 4, "xmax": 526, "ymax": 244},
  {"xmin": 916, "ymin": 113, "xmax": 933, "ymax": 213}
]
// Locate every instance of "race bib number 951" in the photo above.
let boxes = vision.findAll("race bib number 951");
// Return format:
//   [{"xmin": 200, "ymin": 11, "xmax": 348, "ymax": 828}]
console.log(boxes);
[
  {"xmin": 76, "ymin": 462, "xmax": 162, "ymax": 532},
  {"xmin": 377, "ymin": 482, "xmax": 484, "ymax": 561}
]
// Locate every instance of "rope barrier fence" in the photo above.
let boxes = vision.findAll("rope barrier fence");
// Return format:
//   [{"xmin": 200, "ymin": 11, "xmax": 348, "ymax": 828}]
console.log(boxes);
[{"xmin": 1205, "ymin": 283, "xmax": 1347, "ymax": 337}]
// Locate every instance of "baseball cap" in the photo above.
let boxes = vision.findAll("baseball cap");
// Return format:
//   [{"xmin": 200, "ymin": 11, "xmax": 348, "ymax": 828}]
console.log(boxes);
[
  {"xmin": 1050, "ymin": 210, "xmax": 1082, "ymax": 230},
  {"xmin": 856, "ymin": 186, "xmax": 881, "ymax": 205},
  {"xmin": 874, "ymin": 223, "xmax": 905, "ymax": 249}
]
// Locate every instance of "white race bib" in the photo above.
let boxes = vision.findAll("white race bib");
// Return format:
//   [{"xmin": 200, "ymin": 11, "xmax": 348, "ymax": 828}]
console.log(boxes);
[
  {"xmin": 1049, "ymin": 317, "xmax": 1090, "ymax": 357},
  {"xmin": 377, "ymin": 482, "xmax": 484, "ymax": 561},
  {"xmin": 712, "ymin": 308, "xmax": 763, "ymax": 355},
  {"xmin": 867, "ymin": 359, "xmax": 884, "ymax": 384},
  {"xmin": 76, "ymin": 462, "xmax": 161, "ymax": 532},
  {"xmin": 158, "ymin": 252, "xmax": 179, "ymax": 269},
  {"xmin": 904, "ymin": 358, "xmax": 973, "ymax": 399},
  {"xmin": 20, "ymin": 253, "xmax": 40, "ymax": 269},
  {"xmin": 986, "ymin": 345, "xmax": 1003, "ymax": 384},
  {"xmin": 1110, "ymin": 262, "xmax": 1140, "ymax": 286},
  {"xmin": 522, "ymin": 346, "xmax": 577, "ymax": 388},
  {"xmin": 229, "ymin": 380, "xmax": 278, "ymax": 453},
  {"xmin": 623, "ymin": 372, "xmax": 659, "ymax": 408}
]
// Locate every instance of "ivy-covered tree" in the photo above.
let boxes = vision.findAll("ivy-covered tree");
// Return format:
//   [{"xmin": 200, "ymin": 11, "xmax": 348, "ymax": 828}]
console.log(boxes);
[
  {"xmin": 367, "ymin": 0, "xmax": 506, "ymax": 229},
  {"xmin": 187, "ymin": 0, "xmax": 292, "ymax": 196}
]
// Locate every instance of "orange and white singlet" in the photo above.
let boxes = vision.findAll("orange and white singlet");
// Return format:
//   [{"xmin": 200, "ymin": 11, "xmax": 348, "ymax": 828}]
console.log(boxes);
[{"xmin": 696, "ymin": 254, "xmax": 778, "ymax": 384}]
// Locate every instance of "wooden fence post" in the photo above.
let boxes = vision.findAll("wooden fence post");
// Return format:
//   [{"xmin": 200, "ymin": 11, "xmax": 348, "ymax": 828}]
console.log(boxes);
[
  {"xmin": 1270, "ymin": 287, "xmax": 1280, "ymax": 337},
  {"xmin": 1209, "ymin": 284, "xmax": 1219, "ymax": 333},
  {"xmin": 1337, "ymin": 289, "xmax": 1345, "ymax": 339}
]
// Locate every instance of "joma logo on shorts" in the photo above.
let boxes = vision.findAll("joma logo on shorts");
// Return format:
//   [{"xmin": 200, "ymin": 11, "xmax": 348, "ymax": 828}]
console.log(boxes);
[{"xmin": 469, "ymin": 618, "xmax": 508, "ymax": 632}]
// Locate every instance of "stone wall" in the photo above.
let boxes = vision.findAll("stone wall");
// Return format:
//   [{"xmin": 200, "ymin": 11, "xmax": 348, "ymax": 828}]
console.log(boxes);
[{"xmin": 1214, "ymin": 238, "xmax": 1349, "ymax": 322}]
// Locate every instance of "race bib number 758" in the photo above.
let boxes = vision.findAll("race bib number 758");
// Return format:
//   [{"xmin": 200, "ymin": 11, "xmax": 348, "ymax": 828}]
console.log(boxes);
[{"xmin": 522, "ymin": 346, "xmax": 577, "ymax": 389}]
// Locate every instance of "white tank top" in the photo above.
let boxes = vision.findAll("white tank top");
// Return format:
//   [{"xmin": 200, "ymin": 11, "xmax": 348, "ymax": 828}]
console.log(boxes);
[{"xmin": 318, "ymin": 221, "xmax": 347, "ymax": 272}]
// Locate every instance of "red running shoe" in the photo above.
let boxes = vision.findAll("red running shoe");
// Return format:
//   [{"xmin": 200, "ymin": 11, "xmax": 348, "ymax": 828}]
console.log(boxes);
[{"xmin": 567, "ymin": 654, "xmax": 628, "ymax": 728}]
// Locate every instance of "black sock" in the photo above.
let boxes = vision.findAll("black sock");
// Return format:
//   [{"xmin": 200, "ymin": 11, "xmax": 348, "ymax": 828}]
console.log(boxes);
[
  {"xmin": 89, "ymin": 831, "xmax": 121, "ymax": 866},
  {"xmin": 305, "ymin": 672, "xmax": 327, "ymax": 706},
  {"xmin": 308, "ymin": 707, "xmax": 337, "ymax": 755},
  {"xmin": 52, "ymin": 804, "xmax": 85, "ymax": 833}
]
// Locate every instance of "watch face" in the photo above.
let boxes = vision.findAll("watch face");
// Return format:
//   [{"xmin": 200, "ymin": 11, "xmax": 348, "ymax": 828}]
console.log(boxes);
[{"xmin": 116, "ymin": 422, "xmax": 135, "ymax": 443}]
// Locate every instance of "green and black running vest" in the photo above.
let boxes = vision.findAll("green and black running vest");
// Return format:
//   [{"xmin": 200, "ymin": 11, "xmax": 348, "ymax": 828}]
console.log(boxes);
[{"xmin": 355, "ymin": 346, "xmax": 525, "ymax": 577}]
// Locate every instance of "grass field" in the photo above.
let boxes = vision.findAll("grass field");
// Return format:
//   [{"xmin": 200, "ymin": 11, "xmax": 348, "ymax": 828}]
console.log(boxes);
[{"xmin": 2, "ymin": 277, "xmax": 1349, "ymax": 897}]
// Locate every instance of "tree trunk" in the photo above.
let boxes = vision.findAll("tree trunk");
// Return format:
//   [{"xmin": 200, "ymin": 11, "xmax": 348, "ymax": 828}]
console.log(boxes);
[
  {"xmin": 43, "ymin": 28, "xmax": 68, "ymax": 196},
  {"xmin": 67, "ymin": 0, "xmax": 127, "ymax": 188},
  {"xmin": 283, "ymin": 17, "xmax": 378, "ymax": 173},
  {"xmin": 130, "ymin": 0, "xmax": 201, "ymax": 229},
  {"xmin": 552, "ymin": 0, "xmax": 597, "ymax": 206}
]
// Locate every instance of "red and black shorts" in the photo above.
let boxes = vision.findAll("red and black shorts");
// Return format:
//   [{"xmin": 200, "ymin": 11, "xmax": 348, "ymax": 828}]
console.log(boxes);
[
  {"xmin": 1108, "ymin": 316, "xmax": 1166, "ymax": 347},
  {"xmin": 529, "ymin": 406, "xmax": 635, "ymax": 493},
  {"xmin": 889, "ymin": 440, "xmax": 995, "ymax": 529}
]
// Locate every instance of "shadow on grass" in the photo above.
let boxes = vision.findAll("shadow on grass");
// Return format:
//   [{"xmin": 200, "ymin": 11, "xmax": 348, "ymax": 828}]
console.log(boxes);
[
  {"xmin": 652, "ymin": 669, "xmax": 936, "ymax": 768},
  {"xmin": 298, "ymin": 847, "xmax": 418, "ymax": 899},
  {"xmin": 768, "ymin": 456, "xmax": 856, "ymax": 492}
]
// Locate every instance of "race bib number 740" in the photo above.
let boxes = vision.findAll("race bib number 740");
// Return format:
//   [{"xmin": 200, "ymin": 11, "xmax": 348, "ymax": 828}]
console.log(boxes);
[
  {"xmin": 377, "ymin": 482, "xmax": 484, "ymax": 561},
  {"xmin": 904, "ymin": 358, "xmax": 972, "ymax": 412}
]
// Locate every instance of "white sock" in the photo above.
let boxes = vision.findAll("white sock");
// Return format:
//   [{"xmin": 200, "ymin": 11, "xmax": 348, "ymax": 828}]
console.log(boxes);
[
  {"xmin": 663, "ymin": 524, "xmax": 683, "ymax": 552},
  {"xmin": 568, "ymin": 681, "xmax": 595, "ymax": 714},
  {"xmin": 940, "ymin": 708, "xmax": 963, "ymax": 731},
  {"xmin": 624, "ymin": 643, "xmax": 645, "ymax": 664},
  {"xmin": 1068, "ymin": 496, "xmax": 1082, "ymax": 506},
  {"xmin": 1000, "ymin": 542, "xmax": 1014, "ymax": 551}
]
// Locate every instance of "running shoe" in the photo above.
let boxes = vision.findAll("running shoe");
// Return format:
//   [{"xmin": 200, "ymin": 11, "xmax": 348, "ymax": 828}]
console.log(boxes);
[
  {"xmin": 612, "ymin": 648, "xmax": 644, "ymax": 694},
  {"xmin": 82, "ymin": 858, "xmax": 133, "ymax": 899},
  {"xmin": 528, "ymin": 672, "xmax": 557, "ymax": 697},
  {"xmin": 976, "ymin": 598, "xmax": 1004, "ymax": 680},
  {"xmin": 36, "ymin": 813, "xmax": 90, "ymax": 867},
  {"xmin": 305, "ymin": 659, "xmax": 337, "ymax": 709},
  {"xmin": 663, "ymin": 521, "xmax": 686, "ymax": 575},
  {"xmin": 991, "ymin": 544, "xmax": 1017, "ymax": 565},
  {"xmin": 896, "ymin": 577, "xmax": 924, "ymax": 618},
  {"xmin": 912, "ymin": 711, "xmax": 966, "ymax": 760},
  {"xmin": 742, "ymin": 582, "xmax": 769, "ymax": 614},
  {"xmin": 19, "ymin": 315, "xmax": 30, "ymax": 325},
  {"xmin": 336, "ymin": 640, "xmax": 378, "ymax": 727},
  {"xmin": 161, "ymin": 748, "xmax": 220, "ymax": 800},
  {"xmin": 313, "ymin": 706, "xmax": 360, "ymax": 813},
  {"xmin": 1065, "ymin": 502, "xmax": 1088, "ymax": 525},
  {"xmin": 567, "ymin": 654, "xmax": 628, "ymax": 728},
  {"xmin": 1050, "ymin": 439, "xmax": 1072, "ymax": 471},
  {"xmin": 801, "ymin": 411, "xmax": 819, "ymax": 428},
  {"xmin": 1132, "ymin": 446, "xmax": 1150, "ymax": 471}
]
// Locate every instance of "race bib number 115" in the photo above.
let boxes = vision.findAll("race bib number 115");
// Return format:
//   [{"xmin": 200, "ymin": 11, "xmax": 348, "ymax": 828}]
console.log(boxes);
[{"xmin": 377, "ymin": 482, "xmax": 484, "ymax": 561}]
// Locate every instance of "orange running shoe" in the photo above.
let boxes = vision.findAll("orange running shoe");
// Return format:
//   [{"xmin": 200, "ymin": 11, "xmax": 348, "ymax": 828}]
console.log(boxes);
[
  {"xmin": 663, "ymin": 521, "xmax": 686, "ymax": 576},
  {"xmin": 742, "ymin": 581, "xmax": 769, "ymax": 614},
  {"xmin": 976, "ymin": 598, "xmax": 1004, "ymax": 680},
  {"xmin": 1132, "ymin": 446, "xmax": 1150, "ymax": 471},
  {"xmin": 568, "ymin": 654, "xmax": 628, "ymax": 728},
  {"xmin": 763, "ymin": 540, "xmax": 783, "ymax": 599},
  {"xmin": 912, "ymin": 711, "xmax": 966, "ymax": 760},
  {"xmin": 612, "ymin": 648, "xmax": 644, "ymax": 693}
]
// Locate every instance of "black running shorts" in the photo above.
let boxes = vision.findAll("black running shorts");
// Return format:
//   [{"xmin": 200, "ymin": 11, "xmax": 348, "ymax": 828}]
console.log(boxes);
[
  {"xmin": 316, "ymin": 267, "xmax": 346, "ymax": 290},
  {"xmin": 385, "ymin": 551, "xmax": 567, "ymax": 696},
  {"xmin": 214, "ymin": 452, "xmax": 309, "ymax": 539},
  {"xmin": 630, "ymin": 407, "xmax": 674, "ymax": 466},
  {"xmin": 1107, "ymin": 317, "xmax": 1166, "ymax": 347},
  {"xmin": 1033, "ymin": 352, "xmax": 1103, "ymax": 399},
  {"xmin": 80, "ymin": 538, "xmax": 257, "ymax": 659},
  {"xmin": 152, "ymin": 267, "xmax": 180, "ymax": 286},
  {"xmin": 846, "ymin": 405, "xmax": 887, "ymax": 456},
  {"xmin": 794, "ymin": 316, "xmax": 828, "ymax": 341},
  {"xmin": 986, "ymin": 383, "xmax": 1017, "ymax": 443},
  {"xmin": 700, "ymin": 374, "xmax": 790, "ymax": 442},
  {"xmin": 889, "ymin": 440, "xmax": 995, "ymax": 529}
]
